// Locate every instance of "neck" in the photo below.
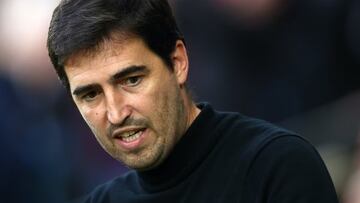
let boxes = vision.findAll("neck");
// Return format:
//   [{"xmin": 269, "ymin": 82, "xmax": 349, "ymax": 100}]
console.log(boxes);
[{"xmin": 182, "ymin": 89, "xmax": 201, "ymax": 131}]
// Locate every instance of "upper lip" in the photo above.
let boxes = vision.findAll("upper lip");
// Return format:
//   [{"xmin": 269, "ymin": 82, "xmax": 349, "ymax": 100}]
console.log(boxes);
[{"xmin": 112, "ymin": 127, "xmax": 146, "ymax": 139}]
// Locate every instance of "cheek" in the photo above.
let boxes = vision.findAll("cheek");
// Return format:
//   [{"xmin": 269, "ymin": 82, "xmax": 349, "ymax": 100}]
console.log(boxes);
[
  {"xmin": 129, "ymin": 73, "xmax": 178, "ymax": 123},
  {"xmin": 129, "ymin": 93, "xmax": 158, "ymax": 117},
  {"xmin": 129, "ymin": 80, "xmax": 165, "ymax": 111},
  {"xmin": 139, "ymin": 82, "xmax": 169, "ymax": 107},
  {"xmin": 79, "ymin": 106, "xmax": 105, "ymax": 132}
]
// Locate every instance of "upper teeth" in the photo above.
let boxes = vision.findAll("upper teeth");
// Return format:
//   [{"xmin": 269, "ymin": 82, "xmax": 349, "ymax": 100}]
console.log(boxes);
[
  {"xmin": 122, "ymin": 131, "xmax": 142, "ymax": 142},
  {"xmin": 121, "ymin": 130, "xmax": 138, "ymax": 138}
]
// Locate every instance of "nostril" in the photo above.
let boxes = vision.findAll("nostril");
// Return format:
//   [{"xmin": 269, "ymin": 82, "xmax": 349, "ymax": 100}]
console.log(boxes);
[{"xmin": 107, "ymin": 105, "xmax": 133, "ymax": 126}]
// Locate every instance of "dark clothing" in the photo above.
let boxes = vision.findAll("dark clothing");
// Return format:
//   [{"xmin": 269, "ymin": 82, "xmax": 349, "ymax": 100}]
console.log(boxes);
[{"xmin": 77, "ymin": 103, "xmax": 338, "ymax": 203}]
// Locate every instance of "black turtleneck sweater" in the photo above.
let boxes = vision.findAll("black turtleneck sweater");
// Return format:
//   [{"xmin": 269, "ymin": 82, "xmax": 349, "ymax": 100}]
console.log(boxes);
[{"xmin": 76, "ymin": 103, "xmax": 338, "ymax": 203}]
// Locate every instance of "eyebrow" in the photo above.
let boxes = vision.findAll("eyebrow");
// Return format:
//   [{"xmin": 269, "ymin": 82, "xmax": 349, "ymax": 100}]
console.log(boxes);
[
  {"xmin": 72, "ymin": 84, "xmax": 101, "ymax": 96},
  {"xmin": 109, "ymin": 65, "xmax": 148, "ymax": 84}
]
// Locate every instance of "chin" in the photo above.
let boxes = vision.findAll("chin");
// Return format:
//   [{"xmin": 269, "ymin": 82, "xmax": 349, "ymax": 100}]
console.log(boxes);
[{"xmin": 124, "ymin": 153, "xmax": 165, "ymax": 171}]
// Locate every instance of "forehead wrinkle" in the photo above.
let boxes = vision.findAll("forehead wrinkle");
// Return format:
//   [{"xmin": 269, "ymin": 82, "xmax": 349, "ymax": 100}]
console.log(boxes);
[
  {"xmin": 66, "ymin": 44, "xmax": 123, "ymax": 68},
  {"xmin": 65, "ymin": 33, "xmax": 139, "ymax": 68}
]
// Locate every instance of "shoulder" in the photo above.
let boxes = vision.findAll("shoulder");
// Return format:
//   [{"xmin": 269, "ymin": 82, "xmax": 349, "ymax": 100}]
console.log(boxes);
[
  {"xmin": 216, "ymin": 111, "xmax": 331, "ymax": 176},
  {"xmin": 241, "ymin": 135, "xmax": 338, "ymax": 202},
  {"xmin": 248, "ymin": 134, "xmax": 325, "ymax": 174},
  {"xmin": 217, "ymin": 112, "xmax": 339, "ymax": 202},
  {"xmin": 210, "ymin": 110, "xmax": 314, "ymax": 172},
  {"xmin": 205, "ymin": 109, "xmax": 338, "ymax": 201},
  {"xmin": 214, "ymin": 110, "xmax": 334, "ymax": 177},
  {"xmin": 215, "ymin": 111, "xmax": 300, "ymax": 153},
  {"xmin": 70, "ymin": 171, "xmax": 138, "ymax": 203},
  {"xmin": 218, "ymin": 112, "xmax": 327, "ymax": 170}
]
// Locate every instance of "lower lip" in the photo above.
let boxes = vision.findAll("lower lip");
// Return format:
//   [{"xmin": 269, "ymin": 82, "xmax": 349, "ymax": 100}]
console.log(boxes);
[{"xmin": 114, "ymin": 129, "xmax": 148, "ymax": 151}]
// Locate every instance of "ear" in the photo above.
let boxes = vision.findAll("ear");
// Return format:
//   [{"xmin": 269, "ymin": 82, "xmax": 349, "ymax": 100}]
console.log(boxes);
[{"xmin": 172, "ymin": 40, "xmax": 189, "ymax": 86}]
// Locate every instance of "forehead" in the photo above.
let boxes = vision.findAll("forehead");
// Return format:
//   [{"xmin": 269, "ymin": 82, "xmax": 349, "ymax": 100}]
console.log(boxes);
[{"xmin": 65, "ymin": 37, "xmax": 149, "ymax": 70}]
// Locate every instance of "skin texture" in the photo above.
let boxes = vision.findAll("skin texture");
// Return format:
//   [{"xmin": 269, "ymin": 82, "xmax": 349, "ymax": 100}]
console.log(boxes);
[{"xmin": 65, "ymin": 37, "xmax": 200, "ymax": 171}]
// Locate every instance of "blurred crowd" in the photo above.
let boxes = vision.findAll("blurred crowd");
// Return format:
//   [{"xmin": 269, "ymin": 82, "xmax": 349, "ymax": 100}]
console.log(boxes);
[{"xmin": 0, "ymin": 0, "xmax": 359, "ymax": 202}]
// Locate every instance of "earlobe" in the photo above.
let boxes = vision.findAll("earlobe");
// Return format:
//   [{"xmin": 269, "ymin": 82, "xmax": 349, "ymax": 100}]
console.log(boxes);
[{"xmin": 172, "ymin": 40, "xmax": 189, "ymax": 86}]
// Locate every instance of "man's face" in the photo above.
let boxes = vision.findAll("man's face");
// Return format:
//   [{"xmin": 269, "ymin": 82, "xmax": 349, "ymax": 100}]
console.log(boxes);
[{"xmin": 65, "ymin": 38, "xmax": 190, "ymax": 170}]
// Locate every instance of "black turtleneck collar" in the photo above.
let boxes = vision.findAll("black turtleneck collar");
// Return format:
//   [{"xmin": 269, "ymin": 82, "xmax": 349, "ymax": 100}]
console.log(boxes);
[{"xmin": 137, "ymin": 103, "xmax": 222, "ymax": 192}]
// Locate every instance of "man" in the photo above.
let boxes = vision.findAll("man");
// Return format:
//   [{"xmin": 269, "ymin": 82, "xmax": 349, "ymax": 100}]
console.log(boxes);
[{"xmin": 47, "ymin": 0, "xmax": 339, "ymax": 202}]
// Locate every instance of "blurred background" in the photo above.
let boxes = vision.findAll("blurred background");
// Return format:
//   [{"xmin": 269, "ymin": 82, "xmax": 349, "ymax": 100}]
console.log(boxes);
[{"xmin": 0, "ymin": 0, "xmax": 359, "ymax": 202}]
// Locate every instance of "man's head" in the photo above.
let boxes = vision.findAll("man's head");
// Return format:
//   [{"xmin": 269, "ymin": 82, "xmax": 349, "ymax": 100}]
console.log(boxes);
[
  {"xmin": 47, "ymin": 0, "xmax": 199, "ymax": 171},
  {"xmin": 47, "ymin": 0, "xmax": 184, "ymax": 91}
]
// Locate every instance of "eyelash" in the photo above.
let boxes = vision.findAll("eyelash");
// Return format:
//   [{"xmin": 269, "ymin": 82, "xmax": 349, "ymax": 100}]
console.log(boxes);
[
  {"xmin": 121, "ymin": 76, "xmax": 142, "ymax": 87},
  {"xmin": 82, "ymin": 91, "xmax": 99, "ymax": 101}
]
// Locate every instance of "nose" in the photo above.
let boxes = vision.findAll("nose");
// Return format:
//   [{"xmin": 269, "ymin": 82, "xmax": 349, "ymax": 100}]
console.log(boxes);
[{"xmin": 105, "ymin": 91, "xmax": 131, "ymax": 125}]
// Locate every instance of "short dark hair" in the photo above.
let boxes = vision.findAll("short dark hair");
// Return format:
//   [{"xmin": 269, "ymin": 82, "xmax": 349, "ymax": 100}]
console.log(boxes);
[{"xmin": 47, "ymin": 0, "xmax": 184, "ymax": 91}]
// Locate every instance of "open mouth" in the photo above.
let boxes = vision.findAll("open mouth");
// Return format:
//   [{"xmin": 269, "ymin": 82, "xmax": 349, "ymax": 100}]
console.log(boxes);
[
  {"xmin": 112, "ymin": 127, "xmax": 148, "ymax": 150},
  {"xmin": 120, "ymin": 129, "xmax": 144, "ymax": 143},
  {"xmin": 115, "ymin": 128, "xmax": 147, "ymax": 143}
]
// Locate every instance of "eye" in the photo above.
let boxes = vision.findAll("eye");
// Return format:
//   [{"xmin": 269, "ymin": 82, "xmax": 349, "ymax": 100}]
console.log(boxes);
[
  {"xmin": 82, "ymin": 90, "xmax": 99, "ymax": 102},
  {"xmin": 122, "ymin": 76, "xmax": 142, "ymax": 87}
]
